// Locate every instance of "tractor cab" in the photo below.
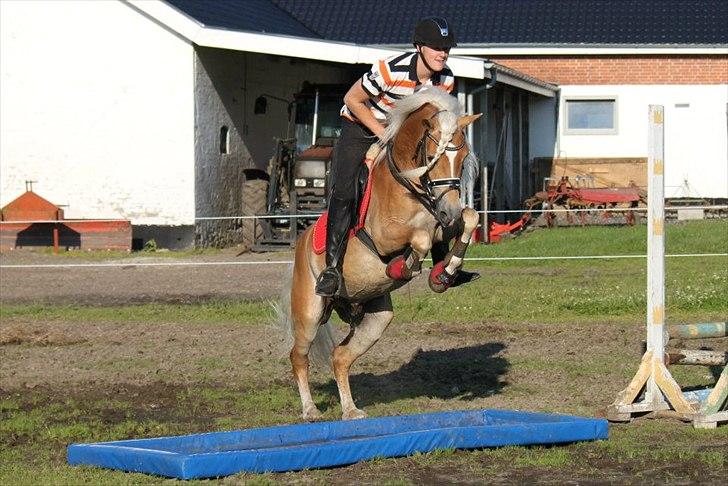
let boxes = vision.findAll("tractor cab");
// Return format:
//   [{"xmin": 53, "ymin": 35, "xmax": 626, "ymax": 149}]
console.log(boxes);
[{"xmin": 242, "ymin": 82, "xmax": 348, "ymax": 251}]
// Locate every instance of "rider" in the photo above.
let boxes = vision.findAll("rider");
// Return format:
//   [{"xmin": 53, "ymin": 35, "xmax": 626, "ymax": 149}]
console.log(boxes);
[{"xmin": 315, "ymin": 16, "xmax": 478, "ymax": 297}]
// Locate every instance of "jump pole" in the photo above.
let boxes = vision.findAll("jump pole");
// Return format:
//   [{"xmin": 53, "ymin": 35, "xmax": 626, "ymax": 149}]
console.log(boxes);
[{"xmin": 607, "ymin": 105, "xmax": 697, "ymax": 422}]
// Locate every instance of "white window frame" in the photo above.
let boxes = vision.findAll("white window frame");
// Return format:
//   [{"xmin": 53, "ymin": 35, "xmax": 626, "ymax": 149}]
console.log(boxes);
[{"xmin": 563, "ymin": 96, "xmax": 618, "ymax": 135}]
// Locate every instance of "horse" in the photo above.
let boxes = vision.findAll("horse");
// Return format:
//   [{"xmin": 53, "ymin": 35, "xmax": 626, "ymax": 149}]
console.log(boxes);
[{"xmin": 279, "ymin": 88, "xmax": 482, "ymax": 421}]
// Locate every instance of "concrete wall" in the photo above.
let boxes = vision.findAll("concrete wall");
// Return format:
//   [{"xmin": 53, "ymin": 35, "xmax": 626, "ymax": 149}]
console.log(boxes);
[
  {"xmin": 0, "ymin": 1, "xmax": 196, "ymax": 233},
  {"xmin": 193, "ymin": 47, "xmax": 359, "ymax": 246},
  {"xmin": 529, "ymin": 96, "xmax": 558, "ymax": 159},
  {"xmin": 556, "ymin": 85, "xmax": 728, "ymax": 198}
]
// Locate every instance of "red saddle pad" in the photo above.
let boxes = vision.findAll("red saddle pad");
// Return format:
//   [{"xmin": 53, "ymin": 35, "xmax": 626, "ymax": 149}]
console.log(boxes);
[{"xmin": 312, "ymin": 160, "xmax": 374, "ymax": 255}]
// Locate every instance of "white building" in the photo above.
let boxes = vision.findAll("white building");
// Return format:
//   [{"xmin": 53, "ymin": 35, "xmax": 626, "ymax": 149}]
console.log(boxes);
[
  {"xmin": 2, "ymin": 1, "xmax": 724, "ymax": 248},
  {"xmin": 1, "ymin": 0, "xmax": 553, "ymax": 248}
]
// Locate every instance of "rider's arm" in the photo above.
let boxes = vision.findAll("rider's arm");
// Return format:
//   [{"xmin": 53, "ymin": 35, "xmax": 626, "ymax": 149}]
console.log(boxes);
[{"xmin": 343, "ymin": 82, "xmax": 386, "ymax": 140}]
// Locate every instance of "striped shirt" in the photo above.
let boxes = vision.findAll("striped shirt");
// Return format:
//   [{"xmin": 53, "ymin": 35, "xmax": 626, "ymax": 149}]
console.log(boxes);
[{"xmin": 341, "ymin": 52, "xmax": 455, "ymax": 123}]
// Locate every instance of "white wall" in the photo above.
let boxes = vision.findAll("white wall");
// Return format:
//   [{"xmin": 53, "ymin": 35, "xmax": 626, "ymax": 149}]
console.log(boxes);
[
  {"xmin": 0, "ymin": 0, "xmax": 195, "ymax": 224},
  {"xmin": 555, "ymin": 85, "xmax": 728, "ymax": 198}
]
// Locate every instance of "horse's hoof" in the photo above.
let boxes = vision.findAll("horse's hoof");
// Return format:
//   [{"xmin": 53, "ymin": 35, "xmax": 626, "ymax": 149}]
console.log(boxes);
[
  {"xmin": 342, "ymin": 408, "xmax": 368, "ymax": 420},
  {"xmin": 302, "ymin": 406, "xmax": 323, "ymax": 421},
  {"xmin": 429, "ymin": 261, "xmax": 455, "ymax": 293}
]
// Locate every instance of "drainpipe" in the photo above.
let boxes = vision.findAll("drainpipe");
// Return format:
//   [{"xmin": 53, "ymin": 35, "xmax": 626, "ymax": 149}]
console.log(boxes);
[
  {"xmin": 311, "ymin": 88, "xmax": 320, "ymax": 146},
  {"xmin": 464, "ymin": 62, "xmax": 498, "ymax": 232},
  {"xmin": 554, "ymin": 87, "xmax": 562, "ymax": 161},
  {"xmin": 466, "ymin": 63, "xmax": 497, "ymax": 144}
]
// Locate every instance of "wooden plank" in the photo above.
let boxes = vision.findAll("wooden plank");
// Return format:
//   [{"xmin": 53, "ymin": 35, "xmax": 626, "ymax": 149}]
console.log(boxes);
[
  {"xmin": 645, "ymin": 105, "xmax": 666, "ymax": 403},
  {"xmin": 612, "ymin": 352, "xmax": 652, "ymax": 406},
  {"xmin": 701, "ymin": 366, "xmax": 728, "ymax": 415},
  {"xmin": 668, "ymin": 322, "xmax": 727, "ymax": 339},
  {"xmin": 532, "ymin": 157, "xmax": 647, "ymax": 189},
  {"xmin": 667, "ymin": 349, "xmax": 727, "ymax": 366},
  {"xmin": 653, "ymin": 361, "xmax": 697, "ymax": 413},
  {"xmin": 693, "ymin": 411, "xmax": 728, "ymax": 429}
]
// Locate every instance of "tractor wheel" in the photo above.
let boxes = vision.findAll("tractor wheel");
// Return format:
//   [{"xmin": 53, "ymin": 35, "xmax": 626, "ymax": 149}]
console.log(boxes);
[{"xmin": 241, "ymin": 178, "xmax": 268, "ymax": 252}]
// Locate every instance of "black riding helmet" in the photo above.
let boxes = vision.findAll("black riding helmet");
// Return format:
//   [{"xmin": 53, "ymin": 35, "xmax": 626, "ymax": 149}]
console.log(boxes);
[{"xmin": 412, "ymin": 17, "xmax": 457, "ymax": 49}]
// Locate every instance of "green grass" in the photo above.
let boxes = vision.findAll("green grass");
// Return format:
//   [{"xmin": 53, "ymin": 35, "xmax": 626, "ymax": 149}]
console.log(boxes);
[
  {"xmin": 393, "ymin": 255, "xmax": 726, "ymax": 324},
  {"xmin": 1, "ymin": 221, "xmax": 726, "ymax": 484},
  {"xmin": 468, "ymin": 219, "xmax": 727, "ymax": 259},
  {"xmin": 392, "ymin": 220, "xmax": 727, "ymax": 324},
  {"xmin": 0, "ymin": 299, "xmax": 275, "ymax": 324},
  {"xmin": 3, "ymin": 221, "xmax": 726, "ymax": 326}
]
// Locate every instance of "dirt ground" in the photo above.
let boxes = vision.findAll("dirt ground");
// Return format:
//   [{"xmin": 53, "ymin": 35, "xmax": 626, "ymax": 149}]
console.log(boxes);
[
  {"xmin": 0, "ymin": 248, "xmax": 294, "ymax": 305},
  {"xmin": 1, "ymin": 249, "xmax": 726, "ymax": 484}
]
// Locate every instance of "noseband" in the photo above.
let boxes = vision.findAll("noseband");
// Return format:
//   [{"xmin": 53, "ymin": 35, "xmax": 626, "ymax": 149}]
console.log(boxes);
[{"xmin": 386, "ymin": 113, "xmax": 466, "ymax": 227}]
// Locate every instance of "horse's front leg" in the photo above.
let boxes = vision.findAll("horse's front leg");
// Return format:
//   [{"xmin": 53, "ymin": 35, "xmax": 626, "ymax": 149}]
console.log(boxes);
[
  {"xmin": 332, "ymin": 294, "xmax": 394, "ymax": 420},
  {"xmin": 429, "ymin": 207, "xmax": 479, "ymax": 293},
  {"xmin": 385, "ymin": 228, "xmax": 433, "ymax": 281}
]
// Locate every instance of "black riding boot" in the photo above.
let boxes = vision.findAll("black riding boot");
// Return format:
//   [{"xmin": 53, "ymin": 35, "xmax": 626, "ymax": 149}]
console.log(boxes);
[{"xmin": 315, "ymin": 196, "xmax": 355, "ymax": 297}]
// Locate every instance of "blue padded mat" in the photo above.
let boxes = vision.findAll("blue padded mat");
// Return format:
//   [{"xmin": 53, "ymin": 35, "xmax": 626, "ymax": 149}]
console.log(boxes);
[{"xmin": 67, "ymin": 409, "xmax": 608, "ymax": 479}]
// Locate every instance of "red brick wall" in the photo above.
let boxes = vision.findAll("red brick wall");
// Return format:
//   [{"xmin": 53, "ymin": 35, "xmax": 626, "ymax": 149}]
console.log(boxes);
[{"xmin": 489, "ymin": 55, "xmax": 728, "ymax": 85}]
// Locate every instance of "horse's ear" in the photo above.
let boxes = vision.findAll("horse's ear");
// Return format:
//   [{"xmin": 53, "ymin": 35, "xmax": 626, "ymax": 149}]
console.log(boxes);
[{"xmin": 457, "ymin": 113, "xmax": 482, "ymax": 130}]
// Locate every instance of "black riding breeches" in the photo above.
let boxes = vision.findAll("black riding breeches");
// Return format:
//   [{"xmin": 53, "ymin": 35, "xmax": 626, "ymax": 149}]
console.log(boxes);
[
  {"xmin": 329, "ymin": 117, "xmax": 450, "ymax": 264},
  {"xmin": 329, "ymin": 118, "xmax": 378, "ymax": 200}
]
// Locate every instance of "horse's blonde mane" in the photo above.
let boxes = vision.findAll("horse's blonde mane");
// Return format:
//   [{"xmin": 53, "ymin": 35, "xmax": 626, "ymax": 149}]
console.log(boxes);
[{"xmin": 376, "ymin": 87, "xmax": 464, "ymax": 165}]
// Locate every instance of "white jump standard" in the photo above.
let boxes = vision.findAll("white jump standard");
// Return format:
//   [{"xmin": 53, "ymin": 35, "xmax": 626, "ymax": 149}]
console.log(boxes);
[{"xmin": 607, "ymin": 105, "xmax": 727, "ymax": 429}]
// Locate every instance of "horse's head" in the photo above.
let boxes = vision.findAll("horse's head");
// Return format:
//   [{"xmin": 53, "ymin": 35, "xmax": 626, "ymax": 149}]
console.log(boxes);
[{"xmin": 384, "ymin": 90, "xmax": 481, "ymax": 227}]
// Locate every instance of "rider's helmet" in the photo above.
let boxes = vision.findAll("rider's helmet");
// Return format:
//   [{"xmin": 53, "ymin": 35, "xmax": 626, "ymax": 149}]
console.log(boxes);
[{"xmin": 412, "ymin": 17, "xmax": 457, "ymax": 49}]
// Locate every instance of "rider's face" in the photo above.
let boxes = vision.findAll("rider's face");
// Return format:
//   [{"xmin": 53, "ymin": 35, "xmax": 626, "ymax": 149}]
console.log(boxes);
[{"xmin": 418, "ymin": 45, "xmax": 450, "ymax": 72}]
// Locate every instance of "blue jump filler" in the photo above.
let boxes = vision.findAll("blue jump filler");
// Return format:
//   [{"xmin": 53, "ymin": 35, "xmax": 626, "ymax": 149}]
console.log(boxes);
[{"xmin": 67, "ymin": 409, "xmax": 608, "ymax": 479}]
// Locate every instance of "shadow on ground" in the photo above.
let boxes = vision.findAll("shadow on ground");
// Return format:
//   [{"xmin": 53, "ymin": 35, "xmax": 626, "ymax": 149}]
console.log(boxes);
[{"xmin": 314, "ymin": 342, "xmax": 509, "ymax": 411}]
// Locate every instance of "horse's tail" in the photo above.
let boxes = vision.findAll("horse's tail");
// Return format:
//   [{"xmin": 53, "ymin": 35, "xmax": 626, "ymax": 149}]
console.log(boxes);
[{"xmin": 276, "ymin": 263, "xmax": 336, "ymax": 370}]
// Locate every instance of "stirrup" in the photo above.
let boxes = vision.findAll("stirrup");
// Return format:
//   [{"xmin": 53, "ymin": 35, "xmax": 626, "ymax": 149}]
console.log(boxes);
[{"xmin": 315, "ymin": 267, "xmax": 342, "ymax": 297}]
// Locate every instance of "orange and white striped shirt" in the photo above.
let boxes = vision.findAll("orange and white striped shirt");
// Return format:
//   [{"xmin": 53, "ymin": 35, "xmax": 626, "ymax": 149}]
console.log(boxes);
[{"xmin": 341, "ymin": 52, "xmax": 455, "ymax": 123}]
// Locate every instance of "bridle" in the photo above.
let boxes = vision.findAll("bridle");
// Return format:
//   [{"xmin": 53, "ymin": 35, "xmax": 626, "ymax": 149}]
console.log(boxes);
[{"xmin": 386, "ymin": 111, "xmax": 466, "ymax": 227}]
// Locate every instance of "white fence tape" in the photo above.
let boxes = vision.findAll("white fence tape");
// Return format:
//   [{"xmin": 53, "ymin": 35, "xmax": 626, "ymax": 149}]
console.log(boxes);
[
  {"xmin": 2, "ymin": 206, "xmax": 725, "ymax": 224},
  {"xmin": 1, "ymin": 253, "xmax": 725, "ymax": 269}
]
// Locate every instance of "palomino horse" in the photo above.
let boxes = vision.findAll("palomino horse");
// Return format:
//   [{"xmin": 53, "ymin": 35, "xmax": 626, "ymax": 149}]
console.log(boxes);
[{"xmin": 280, "ymin": 88, "xmax": 481, "ymax": 420}]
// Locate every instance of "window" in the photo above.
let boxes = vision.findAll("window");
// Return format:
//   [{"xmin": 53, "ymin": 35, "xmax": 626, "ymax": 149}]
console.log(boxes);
[
  {"xmin": 219, "ymin": 126, "xmax": 229, "ymax": 154},
  {"xmin": 564, "ymin": 98, "xmax": 617, "ymax": 134}
]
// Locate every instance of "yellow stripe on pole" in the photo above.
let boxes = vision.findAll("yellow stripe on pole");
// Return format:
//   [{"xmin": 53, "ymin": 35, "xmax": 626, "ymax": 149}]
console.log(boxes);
[
  {"xmin": 652, "ymin": 306, "xmax": 664, "ymax": 325},
  {"xmin": 653, "ymin": 219, "xmax": 664, "ymax": 236},
  {"xmin": 653, "ymin": 110, "xmax": 663, "ymax": 124},
  {"xmin": 653, "ymin": 160, "xmax": 664, "ymax": 175}
]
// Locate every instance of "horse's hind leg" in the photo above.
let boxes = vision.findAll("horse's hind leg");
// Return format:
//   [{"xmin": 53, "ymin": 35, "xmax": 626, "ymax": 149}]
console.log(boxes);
[
  {"xmin": 290, "ymin": 261, "xmax": 330, "ymax": 421},
  {"xmin": 333, "ymin": 294, "xmax": 394, "ymax": 420}
]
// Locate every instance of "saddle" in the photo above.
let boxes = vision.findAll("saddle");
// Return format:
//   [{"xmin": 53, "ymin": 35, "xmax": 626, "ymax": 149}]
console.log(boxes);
[{"xmin": 312, "ymin": 158, "xmax": 374, "ymax": 255}]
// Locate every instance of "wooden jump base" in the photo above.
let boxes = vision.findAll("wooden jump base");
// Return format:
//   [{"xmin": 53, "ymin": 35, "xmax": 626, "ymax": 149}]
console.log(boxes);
[{"xmin": 606, "ymin": 106, "xmax": 727, "ymax": 429}]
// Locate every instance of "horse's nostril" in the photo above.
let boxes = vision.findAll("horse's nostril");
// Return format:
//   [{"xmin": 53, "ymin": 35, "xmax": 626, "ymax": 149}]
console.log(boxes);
[{"xmin": 439, "ymin": 211, "xmax": 451, "ymax": 224}]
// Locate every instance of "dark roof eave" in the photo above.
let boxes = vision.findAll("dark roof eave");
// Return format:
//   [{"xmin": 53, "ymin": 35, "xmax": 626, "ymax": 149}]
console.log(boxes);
[
  {"xmin": 489, "ymin": 62, "xmax": 558, "ymax": 95},
  {"xmin": 385, "ymin": 43, "xmax": 728, "ymax": 50}
]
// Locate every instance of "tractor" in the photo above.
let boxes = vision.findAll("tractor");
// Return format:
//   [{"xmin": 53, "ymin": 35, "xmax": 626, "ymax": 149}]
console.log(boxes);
[{"xmin": 241, "ymin": 83, "xmax": 347, "ymax": 251}]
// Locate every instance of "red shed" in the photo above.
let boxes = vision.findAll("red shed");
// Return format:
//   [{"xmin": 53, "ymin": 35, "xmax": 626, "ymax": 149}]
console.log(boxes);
[{"xmin": 1, "ymin": 190, "xmax": 131, "ymax": 252}]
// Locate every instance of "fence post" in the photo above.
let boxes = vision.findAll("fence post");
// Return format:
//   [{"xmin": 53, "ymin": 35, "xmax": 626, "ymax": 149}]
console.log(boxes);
[
  {"xmin": 645, "ymin": 105, "xmax": 666, "ymax": 404},
  {"xmin": 607, "ymin": 105, "xmax": 697, "ymax": 422}
]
